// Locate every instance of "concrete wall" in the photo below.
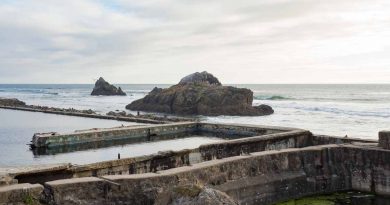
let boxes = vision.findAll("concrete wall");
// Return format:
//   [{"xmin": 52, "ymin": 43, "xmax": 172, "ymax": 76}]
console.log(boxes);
[
  {"xmin": 379, "ymin": 131, "xmax": 390, "ymax": 149},
  {"xmin": 313, "ymin": 134, "xmax": 377, "ymax": 145},
  {"xmin": 0, "ymin": 183, "xmax": 43, "ymax": 204},
  {"xmin": 42, "ymin": 144, "xmax": 390, "ymax": 205},
  {"xmin": 32, "ymin": 122, "xmax": 294, "ymax": 149},
  {"xmin": 68, "ymin": 130, "xmax": 310, "ymax": 178},
  {"xmin": 32, "ymin": 122, "xmax": 198, "ymax": 148}
]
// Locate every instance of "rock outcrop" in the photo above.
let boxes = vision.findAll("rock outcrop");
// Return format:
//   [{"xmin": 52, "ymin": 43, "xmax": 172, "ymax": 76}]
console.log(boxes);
[
  {"xmin": 91, "ymin": 77, "xmax": 126, "ymax": 96},
  {"xmin": 178, "ymin": 71, "xmax": 221, "ymax": 85},
  {"xmin": 0, "ymin": 98, "xmax": 26, "ymax": 107},
  {"xmin": 126, "ymin": 71, "xmax": 274, "ymax": 116},
  {"xmin": 168, "ymin": 185, "xmax": 238, "ymax": 205}
]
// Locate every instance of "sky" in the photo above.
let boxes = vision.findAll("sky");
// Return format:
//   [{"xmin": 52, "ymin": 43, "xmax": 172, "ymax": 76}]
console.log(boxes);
[{"xmin": 0, "ymin": 0, "xmax": 389, "ymax": 84}]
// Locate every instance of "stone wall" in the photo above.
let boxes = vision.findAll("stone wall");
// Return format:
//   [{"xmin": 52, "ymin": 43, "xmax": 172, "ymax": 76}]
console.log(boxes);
[{"xmin": 42, "ymin": 144, "xmax": 390, "ymax": 205}]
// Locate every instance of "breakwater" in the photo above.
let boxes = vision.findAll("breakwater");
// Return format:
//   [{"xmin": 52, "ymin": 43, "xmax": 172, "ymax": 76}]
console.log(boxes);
[{"xmin": 0, "ymin": 105, "xmax": 165, "ymax": 124}]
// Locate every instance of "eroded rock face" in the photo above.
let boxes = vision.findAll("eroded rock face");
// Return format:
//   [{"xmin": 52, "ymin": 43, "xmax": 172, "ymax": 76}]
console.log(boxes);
[
  {"xmin": 167, "ymin": 185, "xmax": 238, "ymax": 205},
  {"xmin": 126, "ymin": 71, "xmax": 274, "ymax": 116},
  {"xmin": 91, "ymin": 77, "xmax": 126, "ymax": 96}
]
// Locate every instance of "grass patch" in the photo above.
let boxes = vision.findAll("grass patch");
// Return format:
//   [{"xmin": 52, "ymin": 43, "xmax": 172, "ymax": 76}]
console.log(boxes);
[{"xmin": 275, "ymin": 193, "xmax": 353, "ymax": 205}]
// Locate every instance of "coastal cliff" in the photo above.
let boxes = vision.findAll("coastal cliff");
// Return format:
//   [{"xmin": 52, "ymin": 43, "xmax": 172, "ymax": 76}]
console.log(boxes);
[
  {"xmin": 126, "ymin": 71, "xmax": 274, "ymax": 116},
  {"xmin": 91, "ymin": 77, "xmax": 126, "ymax": 96}
]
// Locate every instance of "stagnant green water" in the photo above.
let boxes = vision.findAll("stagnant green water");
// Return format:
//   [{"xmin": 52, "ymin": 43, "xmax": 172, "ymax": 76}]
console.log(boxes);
[{"xmin": 276, "ymin": 192, "xmax": 390, "ymax": 205}]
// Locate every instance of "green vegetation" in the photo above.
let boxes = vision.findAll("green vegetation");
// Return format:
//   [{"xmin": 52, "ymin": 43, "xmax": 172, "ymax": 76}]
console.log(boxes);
[
  {"xmin": 23, "ymin": 194, "xmax": 36, "ymax": 205},
  {"xmin": 275, "ymin": 192, "xmax": 376, "ymax": 205}
]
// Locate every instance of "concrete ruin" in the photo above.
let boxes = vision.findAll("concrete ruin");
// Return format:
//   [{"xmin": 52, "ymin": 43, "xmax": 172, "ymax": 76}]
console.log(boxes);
[{"xmin": 0, "ymin": 122, "xmax": 388, "ymax": 205}]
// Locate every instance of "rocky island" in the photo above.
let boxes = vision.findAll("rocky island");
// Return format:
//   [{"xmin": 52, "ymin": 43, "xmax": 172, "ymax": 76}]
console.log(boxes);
[
  {"xmin": 126, "ymin": 71, "xmax": 274, "ymax": 116},
  {"xmin": 91, "ymin": 77, "xmax": 126, "ymax": 96}
]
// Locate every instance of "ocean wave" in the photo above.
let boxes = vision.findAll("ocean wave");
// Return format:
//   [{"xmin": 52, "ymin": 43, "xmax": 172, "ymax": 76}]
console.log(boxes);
[
  {"xmin": 254, "ymin": 95, "xmax": 292, "ymax": 100},
  {"xmin": 4, "ymin": 89, "xmax": 60, "ymax": 95},
  {"xmin": 277, "ymin": 104, "xmax": 390, "ymax": 118}
]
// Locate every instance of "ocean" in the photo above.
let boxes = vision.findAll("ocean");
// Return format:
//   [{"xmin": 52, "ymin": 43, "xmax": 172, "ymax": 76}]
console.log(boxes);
[{"xmin": 0, "ymin": 84, "xmax": 389, "ymax": 166}]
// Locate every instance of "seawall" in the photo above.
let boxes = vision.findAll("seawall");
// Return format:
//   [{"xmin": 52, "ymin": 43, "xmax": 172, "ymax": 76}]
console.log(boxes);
[{"xmin": 40, "ymin": 144, "xmax": 390, "ymax": 204}]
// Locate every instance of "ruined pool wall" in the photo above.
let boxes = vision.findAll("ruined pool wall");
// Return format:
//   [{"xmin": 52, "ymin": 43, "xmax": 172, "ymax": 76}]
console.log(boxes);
[
  {"xmin": 41, "ymin": 144, "xmax": 390, "ymax": 205},
  {"xmin": 312, "ymin": 134, "xmax": 377, "ymax": 145},
  {"xmin": 12, "ymin": 123, "xmax": 379, "ymax": 186},
  {"xmin": 69, "ymin": 129, "xmax": 311, "ymax": 178},
  {"xmin": 32, "ymin": 122, "xmax": 294, "ymax": 149},
  {"xmin": 15, "ymin": 128, "xmax": 374, "ymax": 183},
  {"xmin": 32, "ymin": 122, "xmax": 198, "ymax": 148}
]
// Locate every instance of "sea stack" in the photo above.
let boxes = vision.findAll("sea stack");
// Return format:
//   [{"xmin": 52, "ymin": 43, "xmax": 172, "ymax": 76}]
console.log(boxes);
[
  {"xmin": 91, "ymin": 77, "xmax": 126, "ymax": 96},
  {"xmin": 126, "ymin": 71, "xmax": 274, "ymax": 116}
]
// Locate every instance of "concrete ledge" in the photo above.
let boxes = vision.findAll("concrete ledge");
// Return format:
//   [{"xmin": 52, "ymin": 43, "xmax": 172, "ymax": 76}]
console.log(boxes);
[
  {"xmin": 32, "ymin": 122, "xmax": 197, "ymax": 148},
  {"xmin": 379, "ymin": 130, "xmax": 390, "ymax": 149},
  {"xmin": 0, "ymin": 183, "xmax": 43, "ymax": 204}
]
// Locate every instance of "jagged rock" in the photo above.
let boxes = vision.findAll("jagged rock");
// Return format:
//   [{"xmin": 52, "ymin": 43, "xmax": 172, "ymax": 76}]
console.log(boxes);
[
  {"xmin": 179, "ymin": 71, "xmax": 221, "ymax": 85},
  {"xmin": 167, "ymin": 185, "xmax": 238, "ymax": 205},
  {"xmin": 91, "ymin": 77, "xmax": 126, "ymax": 96},
  {"xmin": 0, "ymin": 98, "xmax": 26, "ymax": 107},
  {"xmin": 106, "ymin": 111, "xmax": 127, "ymax": 117},
  {"xmin": 254, "ymin": 104, "xmax": 274, "ymax": 115},
  {"xmin": 126, "ymin": 71, "xmax": 274, "ymax": 116}
]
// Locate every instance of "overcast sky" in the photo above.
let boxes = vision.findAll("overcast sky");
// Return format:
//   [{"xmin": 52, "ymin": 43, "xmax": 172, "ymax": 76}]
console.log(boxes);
[{"xmin": 0, "ymin": 0, "xmax": 389, "ymax": 84}]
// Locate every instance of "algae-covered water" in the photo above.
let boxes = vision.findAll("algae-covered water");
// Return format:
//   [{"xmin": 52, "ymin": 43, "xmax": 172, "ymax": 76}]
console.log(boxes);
[{"xmin": 276, "ymin": 192, "xmax": 390, "ymax": 205}]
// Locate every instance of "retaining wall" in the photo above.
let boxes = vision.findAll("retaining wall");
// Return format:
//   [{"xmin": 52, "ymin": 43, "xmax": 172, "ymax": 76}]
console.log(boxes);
[{"xmin": 42, "ymin": 144, "xmax": 390, "ymax": 205}]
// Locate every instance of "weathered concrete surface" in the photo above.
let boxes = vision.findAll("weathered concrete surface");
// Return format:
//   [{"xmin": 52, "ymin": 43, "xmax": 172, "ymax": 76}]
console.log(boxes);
[
  {"xmin": 32, "ymin": 122, "xmax": 198, "ymax": 148},
  {"xmin": 43, "ymin": 177, "xmax": 106, "ymax": 204},
  {"xmin": 379, "ymin": 130, "xmax": 390, "ymax": 149},
  {"xmin": 31, "ymin": 122, "xmax": 293, "ymax": 149},
  {"xmin": 4, "ymin": 123, "xmax": 302, "ymax": 185},
  {"xmin": 62, "ymin": 126, "xmax": 306, "ymax": 178},
  {"xmin": 199, "ymin": 130, "xmax": 311, "ymax": 160},
  {"xmin": 0, "ymin": 183, "xmax": 43, "ymax": 204},
  {"xmin": 41, "ymin": 144, "xmax": 390, "ymax": 205},
  {"xmin": 1, "ymin": 164, "xmax": 72, "ymax": 185},
  {"xmin": 7, "ymin": 123, "xmax": 383, "ymax": 188},
  {"xmin": 313, "ymin": 134, "xmax": 377, "ymax": 145}
]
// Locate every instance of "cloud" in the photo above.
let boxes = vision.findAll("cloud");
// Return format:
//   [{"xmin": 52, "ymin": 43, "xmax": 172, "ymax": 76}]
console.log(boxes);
[{"xmin": 0, "ymin": 0, "xmax": 389, "ymax": 83}]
